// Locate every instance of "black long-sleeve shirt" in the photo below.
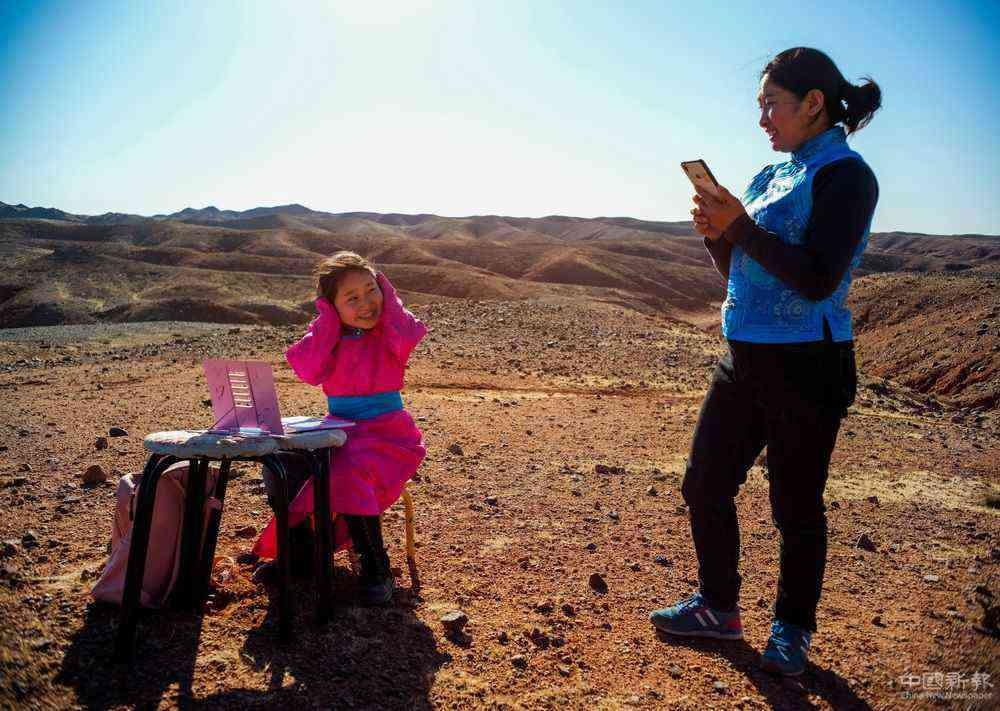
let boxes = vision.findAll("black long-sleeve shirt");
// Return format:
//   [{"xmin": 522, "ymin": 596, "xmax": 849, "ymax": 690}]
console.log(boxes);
[{"xmin": 705, "ymin": 158, "xmax": 879, "ymax": 302}]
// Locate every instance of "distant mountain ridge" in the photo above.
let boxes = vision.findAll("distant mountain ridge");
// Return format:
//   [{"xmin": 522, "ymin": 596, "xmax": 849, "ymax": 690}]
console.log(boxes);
[
  {"xmin": 4, "ymin": 200, "xmax": 998, "ymax": 243},
  {"xmin": 1, "ymin": 199, "xmax": 704, "ymax": 239}
]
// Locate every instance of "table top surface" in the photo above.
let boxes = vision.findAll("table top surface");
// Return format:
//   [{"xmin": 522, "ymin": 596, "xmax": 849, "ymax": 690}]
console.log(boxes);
[{"xmin": 143, "ymin": 426, "xmax": 347, "ymax": 458}]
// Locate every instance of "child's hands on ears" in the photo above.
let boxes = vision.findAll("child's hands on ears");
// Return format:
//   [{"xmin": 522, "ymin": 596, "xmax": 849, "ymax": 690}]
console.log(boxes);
[{"xmin": 315, "ymin": 296, "xmax": 341, "ymax": 324}]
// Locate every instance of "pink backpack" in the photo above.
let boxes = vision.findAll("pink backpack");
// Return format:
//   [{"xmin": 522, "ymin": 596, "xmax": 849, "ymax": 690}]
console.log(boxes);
[{"xmin": 92, "ymin": 461, "xmax": 220, "ymax": 608}]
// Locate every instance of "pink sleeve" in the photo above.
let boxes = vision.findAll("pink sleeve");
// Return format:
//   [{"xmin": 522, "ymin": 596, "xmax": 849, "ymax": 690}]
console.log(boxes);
[
  {"xmin": 285, "ymin": 298, "xmax": 341, "ymax": 386},
  {"xmin": 377, "ymin": 272, "xmax": 427, "ymax": 364}
]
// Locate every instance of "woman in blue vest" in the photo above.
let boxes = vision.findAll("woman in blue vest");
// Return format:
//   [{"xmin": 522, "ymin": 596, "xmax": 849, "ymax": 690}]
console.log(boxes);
[{"xmin": 650, "ymin": 47, "xmax": 881, "ymax": 676}]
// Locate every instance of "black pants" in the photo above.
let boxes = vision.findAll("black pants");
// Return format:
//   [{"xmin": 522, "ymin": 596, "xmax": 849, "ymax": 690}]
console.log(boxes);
[
  {"xmin": 682, "ymin": 334, "xmax": 856, "ymax": 631},
  {"xmin": 261, "ymin": 452, "xmax": 385, "ymax": 565}
]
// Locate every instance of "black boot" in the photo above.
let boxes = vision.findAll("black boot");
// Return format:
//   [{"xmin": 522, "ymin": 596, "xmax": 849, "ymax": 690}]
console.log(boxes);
[
  {"xmin": 345, "ymin": 515, "xmax": 394, "ymax": 606},
  {"xmin": 252, "ymin": 521, "xmax": 316, "ymax": 585}
]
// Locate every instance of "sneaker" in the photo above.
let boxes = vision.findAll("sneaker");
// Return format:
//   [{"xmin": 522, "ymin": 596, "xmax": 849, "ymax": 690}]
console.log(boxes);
[
  {"xmin": 761, "ymin": 618, "xmax": 812, "ymax": 676},
  {"xmin": 358, "ymin": 572, "xmax": 394, "ymax": 606},
  {"xmin": 649, "ymin": 593, "xmax": 743, "ymax": 640}
]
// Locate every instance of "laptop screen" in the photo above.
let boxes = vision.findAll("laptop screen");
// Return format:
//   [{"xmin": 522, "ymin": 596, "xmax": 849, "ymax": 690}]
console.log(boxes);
[{"xmin": 203, "ymin": 359, "xmax": 284, "ymax": 435}]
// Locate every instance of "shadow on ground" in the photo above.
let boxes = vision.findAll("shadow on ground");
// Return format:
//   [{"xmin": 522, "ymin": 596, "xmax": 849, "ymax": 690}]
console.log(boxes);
[
  {"xmin": 55, "ymin": 568, "xmax": 447, "ymax": 710},
  {"xmin": 655, "ymin": 631, "xmax": 873, "ymax": 710}
]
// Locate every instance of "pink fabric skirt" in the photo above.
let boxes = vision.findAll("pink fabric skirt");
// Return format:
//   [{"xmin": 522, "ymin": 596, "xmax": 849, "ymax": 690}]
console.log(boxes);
[{"xmin": 253, "ymin": 410, "xmax": 425, "ymax": 559}]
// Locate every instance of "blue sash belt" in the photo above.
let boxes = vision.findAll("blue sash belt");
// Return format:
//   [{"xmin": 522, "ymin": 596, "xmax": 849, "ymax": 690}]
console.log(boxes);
[{"xmin": 327, "ymin": 391, "xmax": 403, "ymax": 421}]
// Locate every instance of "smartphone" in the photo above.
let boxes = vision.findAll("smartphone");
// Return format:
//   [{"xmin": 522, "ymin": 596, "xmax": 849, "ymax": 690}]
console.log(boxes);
[{"xmin": 680, "ymin": 159, "xmax": 721, "ymax": 198}]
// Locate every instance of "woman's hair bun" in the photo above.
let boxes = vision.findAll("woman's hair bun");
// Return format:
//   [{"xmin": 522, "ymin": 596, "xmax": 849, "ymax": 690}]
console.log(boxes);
[{"xmin": 841, "ymin": 77, "xmax": 882, "ymax": 133}]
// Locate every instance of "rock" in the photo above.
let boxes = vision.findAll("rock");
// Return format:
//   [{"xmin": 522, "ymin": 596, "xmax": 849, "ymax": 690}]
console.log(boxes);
[
  {"xmin": 646, "ymin": 485, "xmax": 658, "ymax": 496},
  {"xmin": 867, "ymin": 495, "xmax": 879, "ymax": 505},
  {"xmin": 585, "ymin": 542, "xmax": 597, "ymax": 552},
  {"xmin": 595, "ymin": 464, "xmax": 626, "ymax": 476},
  {"xmin": 22, "ymin": 530, "xmax": 38, "ymax": 548},
  {"xmin": 628, "ymin": 562, "xmax": 641, "ymax": 572},
  {"xmin": 557, "ymin": 664, "xmax": 572, "ymax": 677},
  {"xmin": 713, "ymin": 680, "xmax": 728, "ymax": 694},
  {"xmin": 830, "ymin": 500, "xmax": 841, "ymax": 509},
  {"xmin": 94, "ymin": 437, "xmax": 109, "ymax": 451},
  {"xmin": 511, "ymin": 654, "xmax": 527, "ymax": 669},
  {"xmin": 497, "ymin": 630, "xmax": 509, "ymax": 644},
  {"xmin": 588, "ymin": 572, "xmax": 608, "ymax": 594},
  {"xmin": 447, "ymin": 442, "xmax": 464, "ymax": 456},
  {"xmin": 82, "ymin": 465, "xmax": 107, "ymax": 485},
  {"xmin": 440, "ymin": 610, "xmax": 468, "ymax": 634},
  {"xmin": 109, "ymin": 427, "xmax": 128, "ymax": 437},
  {"xmin": 561, "ymin": 603, "xmax": 576, "ymax": 616},
  {"xmin": 11, "ymin": 477, "xmax": 27, "ymax": 487},
  {"xmin": 924, "ymin": 574, "xmax": 940, "ymax": 583},
  {"xmin": 669, "ymin": 665, "xmax": 682, "ymax": 678},
  {"xmin": 654, "ymin": 555, "xmax": 673, "ymax": 567},
  {"xmin": 872, "ymin": 615, "xmax": 885, "ymax": 627},
  {"xmin": 607, "ymin": 511, "xmax": 620, "ymax": 521},
  {"xmin": 1, "ymin": 540, "xmax": 18, "ymax": 558},
  {"xmin": 235, "ymin": 525, "xmax": 256, "ymax": 539},
  {"xmin": 526, "ymin": 626, "xmax": 549, "ymax": 648},
  {"xmin": 18, "ymin": 463, "xmax": 31, "ymax": 472},
  {"xmin": 535, "ymin": 600, "xmax": 554, "ymax": 613},
  {"xmin": 856, "ymin": 533, "xmax": 877, "ymax": 552},
  {"xmin": 484, "ymin": 496, "xmax": 498, "ymax": 507}
]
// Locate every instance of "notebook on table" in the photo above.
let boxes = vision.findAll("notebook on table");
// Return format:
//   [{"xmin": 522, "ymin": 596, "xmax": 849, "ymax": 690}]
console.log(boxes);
[{"xmin": 202, "ymin": 359, "xmax": 354, "ymax": 436}]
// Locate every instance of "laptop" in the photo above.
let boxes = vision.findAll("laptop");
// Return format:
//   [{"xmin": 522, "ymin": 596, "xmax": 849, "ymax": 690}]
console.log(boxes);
[{"xmin": 203, "ymin": 359, "xmax": 353, "ymax": 435}]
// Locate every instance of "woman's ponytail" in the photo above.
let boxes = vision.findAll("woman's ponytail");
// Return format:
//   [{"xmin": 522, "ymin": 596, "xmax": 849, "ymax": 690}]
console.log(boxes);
[{"xmin": 840, "ymin": 77, "xmax": 882, "ymax": 134}]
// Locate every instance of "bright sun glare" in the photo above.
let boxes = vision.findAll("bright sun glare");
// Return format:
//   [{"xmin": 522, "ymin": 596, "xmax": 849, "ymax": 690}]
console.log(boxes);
[{"xmin": 328, "ymin": 0, "xmax": 436, "ymax": 26}]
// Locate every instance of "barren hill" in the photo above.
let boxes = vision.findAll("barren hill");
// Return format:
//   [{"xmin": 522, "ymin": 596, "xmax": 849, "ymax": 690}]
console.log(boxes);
[
  {"xmin": 3, "ymin": 203, "xmax": 1000, "ymax": 409},
  {"xmin": 0, "ymin": 213, "xmax": 725, "ymax": 331},
  {"xmin": 850, "ymin": 272, "xmax": 1000, "ymax": 410}
]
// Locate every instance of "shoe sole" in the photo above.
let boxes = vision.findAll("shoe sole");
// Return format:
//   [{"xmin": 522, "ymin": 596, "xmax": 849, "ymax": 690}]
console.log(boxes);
[
  {"xmin": 760, "ymin": 658, "xmax": 804, "ymax": 676},
  {"xmin": 651, "ymin": 621, "xmax": 743, "ymax": 641}
]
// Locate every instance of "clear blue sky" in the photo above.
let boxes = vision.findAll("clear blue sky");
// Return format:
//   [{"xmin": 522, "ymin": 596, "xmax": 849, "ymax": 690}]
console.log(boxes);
[{"xmin": 2, "ymin": 0, "xmax": 998, "ymax": 234}]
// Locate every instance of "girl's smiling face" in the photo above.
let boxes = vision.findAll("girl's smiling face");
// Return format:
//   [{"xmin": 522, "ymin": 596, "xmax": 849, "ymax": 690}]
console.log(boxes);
[{"xmin": 334, "ymin": 269, "xmax": 383, "ymax": 330}]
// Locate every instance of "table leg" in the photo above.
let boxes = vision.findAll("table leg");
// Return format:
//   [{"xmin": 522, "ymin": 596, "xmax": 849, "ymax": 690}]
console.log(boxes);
[
  {"xmin": 311, "ymin": 449, "xmax": 334, "ymax": 625},
  {"xmin": 195, "ymin": 459, "xmax": 231, "ymax": 605},
  {"xmin": 175, "ymin": 458, "xmax": 207, "ymax": 609},
  {"xmin": 113, "ymin": 453, "xmax": 178, "ymax": 662},
  {"xmin": 263, "ymin": 454, "xmax": 292, "ymax": 639}
]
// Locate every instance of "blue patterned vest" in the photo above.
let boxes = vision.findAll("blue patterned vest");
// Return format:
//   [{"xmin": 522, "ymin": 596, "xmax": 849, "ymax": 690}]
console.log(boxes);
[{"xmin": 722, "ymin": 127, "xmax": 871, "ymax": 343}]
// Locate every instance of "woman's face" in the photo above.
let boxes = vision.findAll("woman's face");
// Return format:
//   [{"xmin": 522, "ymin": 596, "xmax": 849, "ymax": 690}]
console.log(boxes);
[
  {"xmin": 757, "ymin": 75, "xmax": 825, "ymax": 153},
  {"xmin": 334, "ymin": 269, "xmax": 383, "ymax": 330}
]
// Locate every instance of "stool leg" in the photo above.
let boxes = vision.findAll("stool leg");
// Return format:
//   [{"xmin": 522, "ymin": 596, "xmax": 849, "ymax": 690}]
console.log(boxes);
[
  {"xmin": 402, "ymin": 486, "xmax": 420, "ymax": 592},
  {"xmin": 175, "ymin": 458, "xmax": 207, "ymax": 609},
  {"xmin": 195, "ymin": 458, "xmax": 231, "ymax": 605},
  {"xmin": 311, "ymin": 449, "xmax": 334, "ymax": 625},
  {"xmin": 263, "ymin": 454, "xmax": 293, "ymax": 639},
  {"xmin": 114, "ymin": 454, "xmax": 177, "ymax": 662}
]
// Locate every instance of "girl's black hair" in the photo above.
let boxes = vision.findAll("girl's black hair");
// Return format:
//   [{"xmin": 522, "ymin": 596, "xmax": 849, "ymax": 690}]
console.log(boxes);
[{"xmin": 763, "ymin": 47, "xmax": 881, "ymax": 134}]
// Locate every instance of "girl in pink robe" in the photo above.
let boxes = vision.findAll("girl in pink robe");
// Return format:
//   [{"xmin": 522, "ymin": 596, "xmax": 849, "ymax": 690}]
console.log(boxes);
[{"xmin": 253, "ymin": 252, "xmax": 426, "ymax": 604}]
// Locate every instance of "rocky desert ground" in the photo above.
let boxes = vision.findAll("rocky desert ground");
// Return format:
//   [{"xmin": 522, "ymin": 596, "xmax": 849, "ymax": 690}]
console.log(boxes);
[{"xmin": 1, "ymin": 210, "xmax": 999, "ymax": 710}]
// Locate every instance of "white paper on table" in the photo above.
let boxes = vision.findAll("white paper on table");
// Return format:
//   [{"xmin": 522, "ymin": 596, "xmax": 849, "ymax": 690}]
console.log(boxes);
[{"xmin": 281, "ymin": 416, "xmax": 356, "ymax": 432}]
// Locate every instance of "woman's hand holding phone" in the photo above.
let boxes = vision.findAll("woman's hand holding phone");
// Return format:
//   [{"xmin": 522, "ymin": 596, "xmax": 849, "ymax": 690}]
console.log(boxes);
[
  {"xmin": 693, "ymin": 186, "xmax": 748, "ymax": 238},
  {"xmin": 691, "ymin": 203, "xmax": 724, "ymax": 242},
  {"xmin": 682, "ymin": 159, "xmax": 749, "ymax": 241}
]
